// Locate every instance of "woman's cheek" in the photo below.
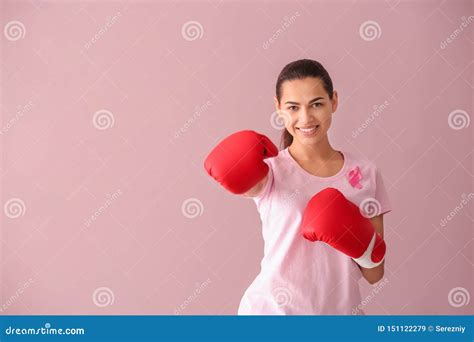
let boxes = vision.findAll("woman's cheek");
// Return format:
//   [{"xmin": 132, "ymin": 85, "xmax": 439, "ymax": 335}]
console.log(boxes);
[
  {"xmin": 287, "ymin": 125, "xmax": 296, "ymax": 135},
  {"xmin": 320, "ymin": 112, "xmax": 332, "ymax": 126}
]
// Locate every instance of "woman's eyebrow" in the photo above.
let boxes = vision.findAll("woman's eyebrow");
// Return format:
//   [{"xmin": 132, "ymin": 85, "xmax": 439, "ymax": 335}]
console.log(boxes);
[{"xmin": 285, "ymin": 97, "xmax": 324, "ymax": 105}]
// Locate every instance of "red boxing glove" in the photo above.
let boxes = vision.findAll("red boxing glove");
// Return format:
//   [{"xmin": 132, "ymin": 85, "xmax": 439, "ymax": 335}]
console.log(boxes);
[
  {"xmin": 301, "ymin": 187, "xmax": 386, "ymax": 268},
  {"xmin": 204, "ymin": 130, "xmax": 278, "ymax": 194}
]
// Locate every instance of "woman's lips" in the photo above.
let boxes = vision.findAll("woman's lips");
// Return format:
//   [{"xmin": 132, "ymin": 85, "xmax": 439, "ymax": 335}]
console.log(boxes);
[{"xmin": 296, "ymin": 125, "xmax": 320, "ymax": 136}]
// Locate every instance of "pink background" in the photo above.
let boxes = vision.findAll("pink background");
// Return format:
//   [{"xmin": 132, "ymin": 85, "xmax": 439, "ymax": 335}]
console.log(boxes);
[{"xmin": 1, "ymin": 0, "xmax": 472, "ymax": 315}]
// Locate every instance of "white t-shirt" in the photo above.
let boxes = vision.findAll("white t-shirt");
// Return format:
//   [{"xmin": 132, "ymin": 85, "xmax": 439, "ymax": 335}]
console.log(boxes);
[{"xmin": 238, "ymin": 147, "xmax": 392, "ymax": 315}]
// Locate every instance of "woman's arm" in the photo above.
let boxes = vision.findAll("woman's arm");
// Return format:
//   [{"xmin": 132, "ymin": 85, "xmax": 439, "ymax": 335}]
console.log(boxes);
[
  {"xmin": 359, "ymin": 214, "xmax": 385, "ymax": 284},
  {"xmin": 242, "ymin": 174, "xmax": 268, "ymax": 198}
]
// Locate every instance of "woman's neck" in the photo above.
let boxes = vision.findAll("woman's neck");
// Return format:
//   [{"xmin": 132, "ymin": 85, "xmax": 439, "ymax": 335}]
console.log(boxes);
[{"xmin": 288, "ymin": 134, "xmax": 339, "ymax": 163}]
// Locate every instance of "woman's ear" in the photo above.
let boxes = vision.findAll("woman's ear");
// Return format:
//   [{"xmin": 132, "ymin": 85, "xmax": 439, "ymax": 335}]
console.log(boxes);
[
  {"xmin": 331, "ymin": 91, "xmax": 339, "ymax": 113},
  {"xmin": 273, "ymin": 96, "xmax": 279, "ymax": 111}
]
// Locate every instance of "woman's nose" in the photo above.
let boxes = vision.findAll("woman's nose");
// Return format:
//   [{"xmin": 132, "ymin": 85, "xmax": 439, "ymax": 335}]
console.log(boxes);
[{"xmin": 298, "ymin": 107, "xmax": 312, "ymax": 122}]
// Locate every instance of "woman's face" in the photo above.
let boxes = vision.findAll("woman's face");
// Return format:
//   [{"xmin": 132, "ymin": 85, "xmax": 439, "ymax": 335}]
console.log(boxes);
[{"xmin": 275, "ymin": 77, "xmax": 338, "ymax": 146}]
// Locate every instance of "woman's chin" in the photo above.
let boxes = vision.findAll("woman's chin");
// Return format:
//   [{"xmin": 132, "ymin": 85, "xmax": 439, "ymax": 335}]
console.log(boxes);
[{"xmin": 298, "ymin": 135, "xmax": 320, "ymax": 144}]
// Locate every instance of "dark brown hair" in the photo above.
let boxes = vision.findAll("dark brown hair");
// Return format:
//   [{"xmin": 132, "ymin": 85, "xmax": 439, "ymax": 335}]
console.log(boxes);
[{"xmin": 275, "ymin": 59, "xmax": 334, "ymax": 149}]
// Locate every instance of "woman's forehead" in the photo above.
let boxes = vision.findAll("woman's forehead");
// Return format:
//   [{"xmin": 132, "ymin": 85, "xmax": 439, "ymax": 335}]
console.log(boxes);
[{"xmin": 281, "ymin": 78, "xmax": 327, "ymax": 101}]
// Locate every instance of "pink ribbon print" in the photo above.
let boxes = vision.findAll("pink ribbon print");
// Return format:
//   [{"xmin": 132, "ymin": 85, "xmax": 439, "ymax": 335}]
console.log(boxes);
[{"xmin": 347, "ymin": 166, "xmax": 363, "ymax": 189}]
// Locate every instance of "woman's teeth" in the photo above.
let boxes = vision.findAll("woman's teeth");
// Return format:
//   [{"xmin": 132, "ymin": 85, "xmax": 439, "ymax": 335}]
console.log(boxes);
[
  {"xmin": 297, "ymin": 125, "xmax": 319, "ymax": 135},
  {"xmin": 299, "ymin": 126, "xmax": 316, "ymax": 132}
]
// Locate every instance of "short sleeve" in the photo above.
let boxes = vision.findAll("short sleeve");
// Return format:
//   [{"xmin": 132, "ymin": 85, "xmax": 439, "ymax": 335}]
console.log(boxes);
[
  {"xmin": 252, "ymin": 159, "xmax": 274, "ymax": 203},
  {"xmin": 375, "ymin": 167, "xmax": 392, "ymax": 215}
]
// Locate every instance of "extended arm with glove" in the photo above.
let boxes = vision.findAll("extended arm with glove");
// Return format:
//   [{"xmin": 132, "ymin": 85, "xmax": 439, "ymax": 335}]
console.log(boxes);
[{"xmin": 300, "ymin": 187, "xmax": 386, "ymax": 269}]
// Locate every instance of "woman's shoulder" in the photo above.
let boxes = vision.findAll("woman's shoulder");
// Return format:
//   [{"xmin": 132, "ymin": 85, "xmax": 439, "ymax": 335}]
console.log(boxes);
[
  {"xmin": 343, "ymin": 150, "xmax": 377, "ymax": 170},
  {"xmin": 263, "ymin": 147, "xmax": 288, "ymax": 168},
  {"xmin": 342, "ymin": 150, "xmax": 382, "ymax": 186}
]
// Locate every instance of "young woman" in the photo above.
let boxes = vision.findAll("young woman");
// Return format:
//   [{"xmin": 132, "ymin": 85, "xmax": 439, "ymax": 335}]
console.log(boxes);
[{"xmin": 204, "ymin": 59, "xmax": 392, "ymax": 315}]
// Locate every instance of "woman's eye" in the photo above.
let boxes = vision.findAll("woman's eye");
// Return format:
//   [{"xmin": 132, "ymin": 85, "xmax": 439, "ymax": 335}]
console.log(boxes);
[
  {"xmin": 288, "ymin": 106, "xmax": 297, "ymax": 111},
  {"xmin": 313, "ymin": 103, "xmax": 322, "ymax": 107}
]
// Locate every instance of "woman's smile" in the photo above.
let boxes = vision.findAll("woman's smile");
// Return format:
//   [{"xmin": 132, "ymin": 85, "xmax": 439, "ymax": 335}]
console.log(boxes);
[{"xmin": 296, "ymin": 124, "xmax": 320, "ymax": 136}]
